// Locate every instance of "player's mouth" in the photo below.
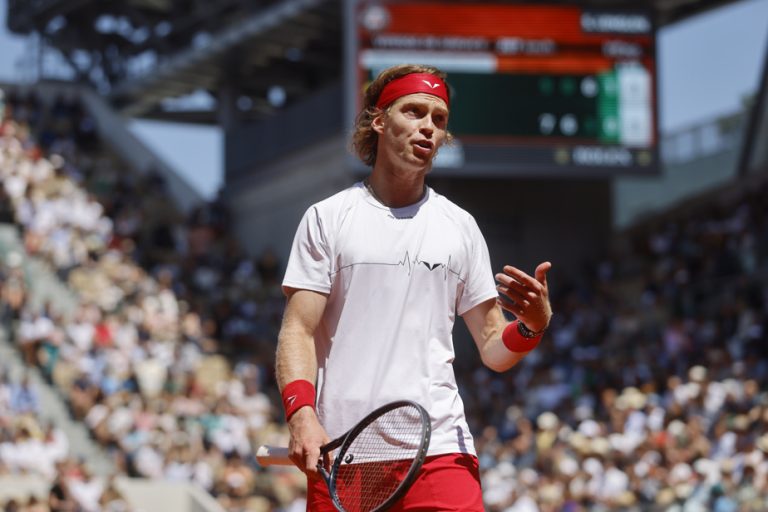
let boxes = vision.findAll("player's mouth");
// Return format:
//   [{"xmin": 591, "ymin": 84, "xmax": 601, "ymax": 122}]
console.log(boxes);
[{"xmin": 412, "ymin": 140, "xmax": 434, "ymax": 158}]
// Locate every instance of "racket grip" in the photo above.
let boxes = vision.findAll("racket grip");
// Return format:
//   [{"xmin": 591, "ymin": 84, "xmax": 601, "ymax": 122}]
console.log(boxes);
[{"xmin": 256, "ymin": 445, "xmax": 293, "ymax": 466}]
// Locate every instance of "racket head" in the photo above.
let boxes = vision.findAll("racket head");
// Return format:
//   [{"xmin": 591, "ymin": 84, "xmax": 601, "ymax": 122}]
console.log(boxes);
[{"xmin": 323, "ymin": 400, "xmax": 431, "ymax": 512}]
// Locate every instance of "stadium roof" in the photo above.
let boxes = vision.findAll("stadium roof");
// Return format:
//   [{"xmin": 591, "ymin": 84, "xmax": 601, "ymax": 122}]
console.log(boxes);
[{"xmin": 6, "ymin": 0, "xmax": 743, "ymax": 124}]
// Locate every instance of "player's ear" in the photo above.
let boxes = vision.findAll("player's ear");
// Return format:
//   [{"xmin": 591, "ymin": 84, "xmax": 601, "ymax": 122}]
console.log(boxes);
[{"xmin": 371, "ymin": 110, "xmax": 386, "ymax": 135}]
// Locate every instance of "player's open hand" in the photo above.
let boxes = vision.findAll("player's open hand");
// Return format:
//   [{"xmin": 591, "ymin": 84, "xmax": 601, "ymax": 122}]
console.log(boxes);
[{"xmin": 495, "ymin": 262, "xmax": 553, "ymax": 332}]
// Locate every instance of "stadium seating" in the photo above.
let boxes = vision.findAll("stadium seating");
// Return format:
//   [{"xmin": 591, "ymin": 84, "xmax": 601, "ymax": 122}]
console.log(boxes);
[
  {"xmin": 0, "ymin": 86, "xmax": 303, "ymax": 511},
  {"xmin": 1, "ymin": 84, "xmax": 767, "ymax": 511}
]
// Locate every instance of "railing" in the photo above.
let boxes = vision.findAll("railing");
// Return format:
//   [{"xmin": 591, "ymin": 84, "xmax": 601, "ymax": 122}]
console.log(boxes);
[
  {"xmin": 659, "ymin": 110, "xmax": 746, "ymax": 165},
  {"xmin": 614, "ymin": 108, "xmax": 750, "ymax": 229}
]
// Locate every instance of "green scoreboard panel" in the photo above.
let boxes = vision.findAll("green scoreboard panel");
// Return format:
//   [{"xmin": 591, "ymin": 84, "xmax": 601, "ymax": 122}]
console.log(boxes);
[{"xmin": 348, "ymin": 1, "xmax": 659, "ymax": 177}]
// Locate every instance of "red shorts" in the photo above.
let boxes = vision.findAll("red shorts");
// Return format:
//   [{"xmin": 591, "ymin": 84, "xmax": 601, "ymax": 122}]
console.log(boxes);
[{"xmin": 306, "ymin": 452, "xmax": 484, "ymax": 511}]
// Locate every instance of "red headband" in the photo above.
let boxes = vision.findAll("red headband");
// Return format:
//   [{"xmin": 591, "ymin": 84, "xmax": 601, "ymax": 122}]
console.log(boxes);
[{"xmin": 375, "ymin": 73, "xmax": 450, "ymax": 109}]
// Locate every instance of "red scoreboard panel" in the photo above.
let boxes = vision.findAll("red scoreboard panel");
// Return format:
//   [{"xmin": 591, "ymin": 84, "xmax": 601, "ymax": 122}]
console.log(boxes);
[{"xmin": 347, "ymin": 1, "xmax": 659, "ymax": 177}]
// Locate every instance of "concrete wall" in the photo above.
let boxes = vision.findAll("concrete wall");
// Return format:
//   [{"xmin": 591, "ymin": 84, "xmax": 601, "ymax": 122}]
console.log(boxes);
[
  {"xmin": 613, "ymin": 111, "xmax": 745, "ymax": 229},
  {"xmin": 117, "ymin": 478, "xmax": 224, "ymax": 512},
  {"xmin": 0, "ymin": 475, "xmax": 50, "ymax": 503},
  {"xmin": 430, "ymin": 176, "xmax": 612, "ymax": 284},
  {"xmin": 225, "ymin": 133, "xmax": 352, "ymax": 261},
  {"xmin": 0, "ymin": 475, "xmax": 224, "ymax": 512},
  {"xmin": 225, "ymin": 83, "xmax": 343, "ymax": 181}
]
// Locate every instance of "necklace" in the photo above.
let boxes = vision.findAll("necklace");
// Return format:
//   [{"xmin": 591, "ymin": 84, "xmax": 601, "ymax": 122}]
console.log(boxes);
[
  {"xmin": 363, "ymin": 178, "xmax": 426, "ymax": 207},
  {"xmin": 363, "ymin": 178, "xmax": 384, "ymax": 204}
]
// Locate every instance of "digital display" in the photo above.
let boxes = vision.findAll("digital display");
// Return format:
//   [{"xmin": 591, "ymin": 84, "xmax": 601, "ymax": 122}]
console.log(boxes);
[{"xmin": 349, "ymin": 1, "xmax": 659, "ymax": 176}]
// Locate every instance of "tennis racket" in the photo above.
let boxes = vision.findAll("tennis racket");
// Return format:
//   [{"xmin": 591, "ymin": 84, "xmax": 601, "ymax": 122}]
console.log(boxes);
[{"xmin": 257, "ymin": 400, "xmax": 431, "ymax": 512}]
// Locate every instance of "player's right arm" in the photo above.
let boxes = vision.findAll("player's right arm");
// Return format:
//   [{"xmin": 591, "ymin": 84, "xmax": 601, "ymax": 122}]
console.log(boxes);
[{"xmin": 276, "ymin": 287, "xmax": 330, "ymax": 475}]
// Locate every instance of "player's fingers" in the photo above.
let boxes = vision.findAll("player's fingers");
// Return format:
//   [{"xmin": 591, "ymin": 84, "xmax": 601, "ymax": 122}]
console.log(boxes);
[
  {"xmin": 321, "ymin": 450, "xmax": 332, "ymax": 472},
  {"xmin": 304, "ymin": 446, "xmax": 322, "ymax": 475},
  {"xmin": 496, "ymin": 273, "xmax": 539, "ymax": 300},
  {"xmin": 289, "ymin": 448, "xmax": 307, "ymax": 472},
  {"xmin": 499, "ymin": 294, "xmax": 531, "ymax": 309},
  {"xmin": 498, "ymin": 282, "xmax": 545, "ymax": 312},
  {"xmin": 320, "ymin": 434, "xmax": 332, "ymax": 469},
  {"xmin": 497, "ymin": 297, "xmax": 523, "ymax": 316},
  {"xmin": 496, "ymin": 282, "xmax": 527, "ymax": 303},
  {"xmin": 534, "ymin": 262, "xmax": 552, "ymax": 286},
  {"xmin": 502, "ymin": 266, "xmax": 542, "ymax": 292}
]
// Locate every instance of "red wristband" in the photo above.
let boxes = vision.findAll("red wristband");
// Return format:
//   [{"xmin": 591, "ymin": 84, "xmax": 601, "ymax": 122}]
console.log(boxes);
[
  {"xmin": 502, "ymin": 320, "xmax": 543, "ymax": 353},
  {"xmin": 282, "ymin": 379, "xmax": 316, "ymax": 421}
]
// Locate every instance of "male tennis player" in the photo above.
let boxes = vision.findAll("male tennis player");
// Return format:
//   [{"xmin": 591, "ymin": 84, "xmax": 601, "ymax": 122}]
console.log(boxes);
[{"xmin": 276, "ymin": 64, "xmax": 552, "ymax": 511}]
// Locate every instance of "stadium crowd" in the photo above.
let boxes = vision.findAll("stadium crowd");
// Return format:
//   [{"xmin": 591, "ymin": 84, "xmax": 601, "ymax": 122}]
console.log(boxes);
[
  {"xmin": 0, "ymin": 87, "xmax": 303, "ymax": 511},
  {"xmin": 1, "ymin": 85, "xmax": 768, "ymax": 512},
  {"xmin": 0, "ymin": 251, "xmax": 132, "ymax": 511}
]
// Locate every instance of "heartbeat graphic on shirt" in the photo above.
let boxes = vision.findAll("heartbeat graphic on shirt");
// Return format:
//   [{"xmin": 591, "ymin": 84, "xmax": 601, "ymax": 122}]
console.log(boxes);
[{"xmin": 331, "ymin": 251, "xmax": 465, "ymax": 282}]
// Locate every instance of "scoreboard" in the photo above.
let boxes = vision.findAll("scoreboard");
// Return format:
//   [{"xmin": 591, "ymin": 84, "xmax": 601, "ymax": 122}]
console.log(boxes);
[{"xmin": 347, "ymin": 1, "xmax": 659, "ymax": 177}]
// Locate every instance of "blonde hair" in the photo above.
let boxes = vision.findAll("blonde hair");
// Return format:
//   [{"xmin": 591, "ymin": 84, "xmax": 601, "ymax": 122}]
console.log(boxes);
[{"xmin": 351, "ymin": 64, "xmax": 451, "ymax": 167}]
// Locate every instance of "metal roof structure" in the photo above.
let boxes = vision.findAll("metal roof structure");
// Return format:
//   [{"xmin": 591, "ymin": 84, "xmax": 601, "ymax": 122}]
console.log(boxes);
[
  {"xmin": 6, "ymin": 0, "xmax": 743, "ymax": 125},
  {"xmin": 8, "ymin": 0, "xmax": 343, "ymax": 123}
]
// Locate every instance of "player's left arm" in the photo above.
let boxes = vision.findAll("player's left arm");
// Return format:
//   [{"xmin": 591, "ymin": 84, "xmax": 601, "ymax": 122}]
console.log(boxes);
[{"xmin": 463, "ymin": 262, "xmax": 552, "ymax": 372}]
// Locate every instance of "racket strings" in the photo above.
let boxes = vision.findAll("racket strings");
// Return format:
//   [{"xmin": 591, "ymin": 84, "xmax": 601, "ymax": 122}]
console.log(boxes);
[{"xmin": 334, "ymin": 406, "xmax": 425, "ymax": 511}]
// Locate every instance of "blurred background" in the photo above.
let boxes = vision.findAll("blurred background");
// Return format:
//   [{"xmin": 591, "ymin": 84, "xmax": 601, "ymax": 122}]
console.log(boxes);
[{"xmin": 0, "ymin": 0, "xmax": 767, "ymax": 510}]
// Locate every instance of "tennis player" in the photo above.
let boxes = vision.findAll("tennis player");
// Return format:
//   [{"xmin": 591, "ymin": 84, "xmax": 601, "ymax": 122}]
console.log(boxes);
[{"xmin": 276, "ymin": 64, "xmax": 552, "ymax": 511}]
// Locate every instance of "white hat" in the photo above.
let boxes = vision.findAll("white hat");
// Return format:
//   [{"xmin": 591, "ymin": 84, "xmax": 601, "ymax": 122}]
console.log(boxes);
[
  {"xmin": 496, "ymin": 460, "xmax": 516, "ymax": 478},
  {"xmin": 625, "ymin": 390, "xmax": 647, "ymax": 409},
  {"xmin": 569, "ymin": 432, "xmax": 589, "ymax": 453},
  {"xmin": 583, "ymin": 457, "xmax": 603, "ymax": 476},
  {"xmin": 574, "ymin": 404, "xmax": 593, "ymax": 421},
  {"xmin": 756, "ymin": 433, "xmax": 768, "ymax": 453},
  {"xmin": 721, "ymin": 457, "xmax": 737, "ymax": 474},
  {"xmin": 634, "ymin": 460, "xmax": 649, "ymax": 478},
  {"xmin": 591, "ymin": 437, "xmax": 611, "ymax": 456},
  {"xmin": 670, "ymin": 462, "xmax": 693, "ymax": 483},
  {"xmin": 558, "ymin": 456, "xmax": 579, "ymax": 476},
  {"xmin": 693, "ymin": 458, "xmax": 714, "ymax": 475},
  {"xmin": 578, "ymin": 419, "xmax": 600, "ymax": 438},
  {"xmin": 537, "ymin": 412, "xmax": 559, "ymax": 430},
  {"xmin": 667, "ymin": 419, "xmax": 686, "ymax": 437},
  {"xmin": 656, "ymin": 488, "xmax": 676, "ymax": 505},
  {"xmin": 674, "ymin": 483, "xmax": 694, "ymax": 499},
  {"xmin": 732, "ymin": 414, "xmax": 750, "ymax": 431},
  {"xmin": 688, "ymin": 365, "xmax": 707, "ymax": 382},
  {"xmin": 539, "ymin": 483, "xmax": 562, "ymax": 503},
  {"xmin": 518, "ymin": 467, "xmax": 539, "ymax": 486}
]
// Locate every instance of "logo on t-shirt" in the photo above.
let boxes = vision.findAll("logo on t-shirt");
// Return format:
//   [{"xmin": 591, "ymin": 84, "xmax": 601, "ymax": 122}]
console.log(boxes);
[{"xmin": 333, "ymin": 251, "xmax": 464, "ymax": 283}]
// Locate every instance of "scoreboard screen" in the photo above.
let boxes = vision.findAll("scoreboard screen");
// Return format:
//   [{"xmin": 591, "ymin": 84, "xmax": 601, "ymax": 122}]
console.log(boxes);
[{"xmin": 347, "ymin": 1, "xmax": 659, "ymax": 177}]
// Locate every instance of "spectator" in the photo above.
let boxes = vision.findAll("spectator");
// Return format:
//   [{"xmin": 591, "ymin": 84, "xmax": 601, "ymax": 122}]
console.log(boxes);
[
  {"xmin": 10, "ymin": 374, "xmax": 39, "ymax": 415},
  {"xmin": 66, "ymin": 464, "xmax": 104, "ymax": 512}
]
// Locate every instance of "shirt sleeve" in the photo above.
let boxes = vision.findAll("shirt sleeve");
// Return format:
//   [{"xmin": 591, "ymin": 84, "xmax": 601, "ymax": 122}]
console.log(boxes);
[
  {"xmin": 282, "ymin": 205, "xmax": 333, "ymax": 295},
  {"xmin": 457, "ymin": 215, "xmax": 497, "ymax": 316}
]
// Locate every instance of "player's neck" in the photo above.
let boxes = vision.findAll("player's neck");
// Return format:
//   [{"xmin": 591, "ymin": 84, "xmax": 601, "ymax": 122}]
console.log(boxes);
[{"xmin": 366, "ymin": 169, "xmax": 427, "ymax": 208}]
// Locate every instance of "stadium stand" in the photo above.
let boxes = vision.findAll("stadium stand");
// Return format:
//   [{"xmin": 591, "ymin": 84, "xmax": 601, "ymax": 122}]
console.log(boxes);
[
  {"xmin": 2, "ymin": 75, "xmax": 768, "ymax": 512},
  {"xmin": 0, "ymin": 86, "xmax": 295, "ymax": 511}
]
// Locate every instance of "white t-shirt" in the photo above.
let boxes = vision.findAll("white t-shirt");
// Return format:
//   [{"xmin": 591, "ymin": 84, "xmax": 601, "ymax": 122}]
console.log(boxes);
[{"xmin": 283, "ymin": 182, "xmax": 497, "ymax": 456}]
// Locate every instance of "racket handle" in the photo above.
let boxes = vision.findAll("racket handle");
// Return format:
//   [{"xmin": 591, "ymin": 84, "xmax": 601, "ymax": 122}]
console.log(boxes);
[{"xmin": 256, "ymin": 445, "xmax": 293, "ymax": 466}]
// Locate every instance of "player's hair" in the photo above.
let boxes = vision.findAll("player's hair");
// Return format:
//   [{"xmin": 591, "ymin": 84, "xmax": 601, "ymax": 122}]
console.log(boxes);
[{"xmin": 351, "ymin": 64, "xmax": 452, "ymax": 167}]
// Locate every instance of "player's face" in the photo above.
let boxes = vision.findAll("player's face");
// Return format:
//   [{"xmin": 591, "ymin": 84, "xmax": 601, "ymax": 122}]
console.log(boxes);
[{"xmin": 373, "ymin": 93, "xmax": 449, "ymax": 172}]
